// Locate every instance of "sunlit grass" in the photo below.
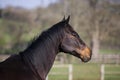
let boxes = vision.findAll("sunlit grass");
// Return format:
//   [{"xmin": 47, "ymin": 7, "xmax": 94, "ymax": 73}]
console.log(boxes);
[
  {"xmin": 48, "ymin": 63, "xmax": 120, "ymax": 80},
  {"xmin": 105, "ymin": 65, "xmax": 120, "ymax": 80},
  {"xmin": 48, "ymin": 63, "xmax": 101, "ymax": 80}
]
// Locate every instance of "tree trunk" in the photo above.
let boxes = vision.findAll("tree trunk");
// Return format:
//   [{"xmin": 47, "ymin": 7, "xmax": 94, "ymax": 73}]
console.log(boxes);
[{"xmin": 92, "ymin": 20, "xmax": 99, "ymax": 58}]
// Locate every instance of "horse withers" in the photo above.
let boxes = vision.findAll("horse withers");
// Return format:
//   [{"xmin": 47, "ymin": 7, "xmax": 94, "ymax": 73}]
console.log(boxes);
[{"xmin": 0, "ymin": 16, "xmax": 92, "ymax": 80}]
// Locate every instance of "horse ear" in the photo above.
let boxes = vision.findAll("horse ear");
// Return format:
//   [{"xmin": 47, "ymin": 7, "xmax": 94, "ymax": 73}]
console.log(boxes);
[
  {"xmin": 62, "ymin": 16, "xmax": 65, "ymax": 21},
  {"xmin": 66, "ymin": 15, "xmax": 70, "ymax": 23}
]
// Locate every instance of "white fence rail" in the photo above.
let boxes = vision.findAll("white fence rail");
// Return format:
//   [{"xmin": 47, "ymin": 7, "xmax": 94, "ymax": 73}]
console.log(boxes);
[
  {"xmin": 101, "ymin": 64, "xmax": 120, "ymax": 80},
  {"xmin": 46, "ymin": 64, "xmax": 73, "ymax": 80}
]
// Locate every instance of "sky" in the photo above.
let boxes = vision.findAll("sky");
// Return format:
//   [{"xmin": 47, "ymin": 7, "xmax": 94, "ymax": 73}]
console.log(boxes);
[
  {"xmin": 0, "ymin": 0, "xmax": 58, "ymax": 9},
  {"xmin": 0, "ymin": 0, "xmax": 120, "ymax": 9}
]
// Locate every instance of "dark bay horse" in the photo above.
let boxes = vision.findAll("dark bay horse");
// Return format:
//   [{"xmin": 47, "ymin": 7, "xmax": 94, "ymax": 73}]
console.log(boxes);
[{"xmin": 0, "ymin": 16, "xmax": 92, "ymax": 80}]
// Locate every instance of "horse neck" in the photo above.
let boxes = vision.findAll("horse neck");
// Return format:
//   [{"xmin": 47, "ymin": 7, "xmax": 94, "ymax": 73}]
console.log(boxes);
[{"xmin": 22, "ymin": 28, "xmax": 64, "ymax": 79}]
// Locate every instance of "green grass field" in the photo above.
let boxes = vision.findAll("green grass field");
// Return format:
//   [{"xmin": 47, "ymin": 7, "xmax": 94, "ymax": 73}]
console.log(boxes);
[
  {"xmin": 48, "ymin": 63, "xmax": 120, "ymax": 80},
  {"xmin": 105, "ymin": 65, "xmax": 120, "ymax": 80}
]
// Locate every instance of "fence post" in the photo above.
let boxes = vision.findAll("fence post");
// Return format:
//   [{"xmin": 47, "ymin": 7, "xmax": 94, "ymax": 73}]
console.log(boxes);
[
  {"xmin": 101, "ymin": 64, "xmax": 104, "ymax": 80},
  {"xmin": 69, "ymin": 64, "xmax": 73, "ymax": 80},
  {"xmin": 46, "ymin": 76, "xmax": 48, "ymax": 80}
]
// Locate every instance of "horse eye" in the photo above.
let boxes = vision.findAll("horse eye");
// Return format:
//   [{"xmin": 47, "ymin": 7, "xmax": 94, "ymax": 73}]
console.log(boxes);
[
  {"xmin": 72, "ymin": 32, "xmax": 80, "ymax": 38},
  {"xmin": 72, "ymin": 32, "xmax": 77, "ymax": 36}
]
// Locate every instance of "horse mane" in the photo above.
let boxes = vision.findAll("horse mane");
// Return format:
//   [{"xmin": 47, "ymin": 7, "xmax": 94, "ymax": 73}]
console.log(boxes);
[
  {"xmin": 25, "ymin": 20, "xmax": 72, "ymax": 53},
  {"xmin": 19, "ymin": 20, "xmax": 73, "ymax": 79}
]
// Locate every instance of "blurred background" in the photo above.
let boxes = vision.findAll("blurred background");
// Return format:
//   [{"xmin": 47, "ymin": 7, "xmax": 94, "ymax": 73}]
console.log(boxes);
[{"xmin": 0, "ymin": 0, "xmax": 120, "ymax": 80}]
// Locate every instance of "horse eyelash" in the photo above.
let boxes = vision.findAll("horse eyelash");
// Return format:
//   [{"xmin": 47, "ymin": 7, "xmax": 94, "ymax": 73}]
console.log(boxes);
[{"xmin": 72, "ymin": 32, "xmax": 77, "ymax": 36}]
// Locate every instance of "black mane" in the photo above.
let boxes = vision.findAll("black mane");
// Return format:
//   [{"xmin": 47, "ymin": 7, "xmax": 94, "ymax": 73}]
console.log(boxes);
[
  {"xmin": 20, "ymin": 20, "xmax": 73, "ymax": 79},
  {"xmin": 25, "ymin": 20, "xmax": 72, "ymax": 53}
]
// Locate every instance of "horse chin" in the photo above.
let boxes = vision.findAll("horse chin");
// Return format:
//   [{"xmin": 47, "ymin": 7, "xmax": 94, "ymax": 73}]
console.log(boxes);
[
  {"xmin": 72, "ymin": 51, "xmax": 91, "ymax": 62},
  {"xmin": 80, "ymin": 56, "xmax": 91, "ymax": 63},
  {"xmin": 68, "ymin": 51, "xmax": 91, "ymax": 62}
]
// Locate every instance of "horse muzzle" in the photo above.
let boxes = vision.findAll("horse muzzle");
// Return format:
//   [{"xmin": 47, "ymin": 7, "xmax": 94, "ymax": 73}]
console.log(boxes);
[{"xmin": 76, "ymin": 46, "xmax": 92, "ymax": 62}]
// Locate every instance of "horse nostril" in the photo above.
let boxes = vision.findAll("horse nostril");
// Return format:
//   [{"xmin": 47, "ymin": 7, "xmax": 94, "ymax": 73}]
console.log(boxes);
[{"xmin": 87, "ymin": 55, "xmax": 91, "ymax": 59}]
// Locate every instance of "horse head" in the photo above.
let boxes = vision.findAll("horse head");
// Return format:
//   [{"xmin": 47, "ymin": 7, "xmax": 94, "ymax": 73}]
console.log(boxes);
[{"xmin": 60, "ymin": 16, "xmax": 92, "ymax": 62}]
